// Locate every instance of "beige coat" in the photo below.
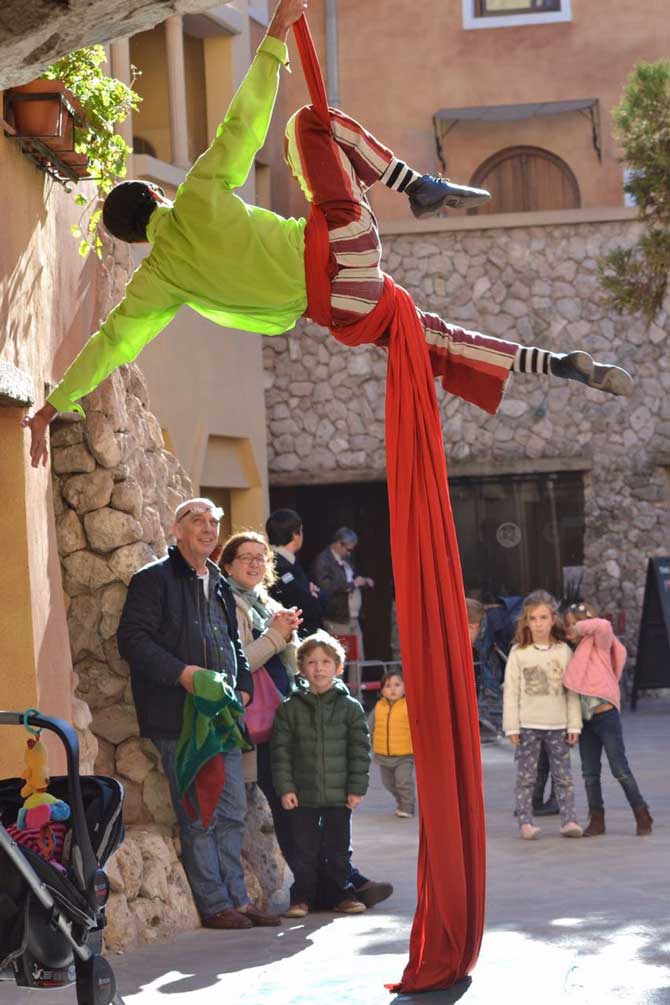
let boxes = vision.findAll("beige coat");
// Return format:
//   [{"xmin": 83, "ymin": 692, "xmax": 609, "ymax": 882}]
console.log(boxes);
[{"xmin": 234, "ymin": 592, "xmax": 297, "ymax": 782}]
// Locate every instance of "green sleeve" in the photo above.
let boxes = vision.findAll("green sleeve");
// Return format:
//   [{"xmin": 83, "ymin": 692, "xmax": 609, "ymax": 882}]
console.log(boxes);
[
  {"xmin": 347, "ymin": 701, "xmax": 371, "ymax": 796},
  {"xmin": 47, "ymin": 260, "xmax": 180, "ymax": 415},
  {"xmin": 186, "ymin": 35, "xmax": 289, "ymax": 191},
  {"xmin": 270, "ymin": 703, "xmax": 296, "ymax": 797}
]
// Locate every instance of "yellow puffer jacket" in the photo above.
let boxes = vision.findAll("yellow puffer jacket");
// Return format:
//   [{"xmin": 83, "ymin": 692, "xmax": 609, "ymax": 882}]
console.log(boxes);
[{"xmin": 372, "ymin": 697, "xmax": 413, "ymax": 756}]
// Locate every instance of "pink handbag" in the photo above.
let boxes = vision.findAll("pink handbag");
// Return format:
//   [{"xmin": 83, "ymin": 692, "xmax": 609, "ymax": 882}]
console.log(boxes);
[{"xmin": 245, "ymin": 667, "xmax": 283, "ymax": 744}]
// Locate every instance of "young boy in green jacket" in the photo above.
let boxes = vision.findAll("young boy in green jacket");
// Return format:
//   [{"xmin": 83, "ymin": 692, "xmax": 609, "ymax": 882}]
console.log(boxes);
[{"xmin": 271, "ymin": 630, "xmax": 371, "ymax": 918}]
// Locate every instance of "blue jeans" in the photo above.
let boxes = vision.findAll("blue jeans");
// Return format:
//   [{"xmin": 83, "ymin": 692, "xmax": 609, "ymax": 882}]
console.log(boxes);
[
  {"xmin": 154, "ymin": 740, "xmax": 248, "ymax": 919},
  {"xmin": 579, "ymin": 708, "xmax": 645, "ymax": 813}
]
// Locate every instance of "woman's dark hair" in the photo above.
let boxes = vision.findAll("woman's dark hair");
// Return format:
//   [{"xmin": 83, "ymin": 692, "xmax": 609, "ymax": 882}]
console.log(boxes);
[
  {"xmin": 102, "ymin": 181, "xmax": 166, "ymax": 243},
  {"xmin": 380, "ymin": 670, "xmax": 404, "ymax": 689},
  {"xmin": 265, "ymin": 508, "xmax": 302, "ymax": 546},
  {"xmin": 219, "ymin": 531, "xmax": 277, "ymax": 589}
]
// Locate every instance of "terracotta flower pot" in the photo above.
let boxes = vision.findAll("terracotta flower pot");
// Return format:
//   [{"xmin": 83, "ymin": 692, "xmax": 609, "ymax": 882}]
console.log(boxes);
[
  {"xmin": 8, "ymin": 78, "xmax": 83, "ymax": 153},
  {"xmin": 59, "ymin": 151, "xmax": 91, "ymax": 178}
]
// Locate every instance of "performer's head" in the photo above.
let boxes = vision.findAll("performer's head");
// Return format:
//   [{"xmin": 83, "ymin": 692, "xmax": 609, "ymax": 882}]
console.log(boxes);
[{"xmin": 102, "ymin": 181, "xmax": 172, "ymax": 243}]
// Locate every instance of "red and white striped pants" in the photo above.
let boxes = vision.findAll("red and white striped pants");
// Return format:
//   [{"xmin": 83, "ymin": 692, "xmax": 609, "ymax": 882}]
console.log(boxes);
[{"xmin": 284, "ymin": 105, "xmax": 518, "ymax": 387}]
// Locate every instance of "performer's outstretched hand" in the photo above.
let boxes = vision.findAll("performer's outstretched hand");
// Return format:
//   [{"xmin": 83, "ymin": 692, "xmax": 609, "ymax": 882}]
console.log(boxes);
[
  {"xmin": 268, "ymin": 0, "xmax": 308, "ymax": 41},
  {"xmin": 22, "ymin": 403, "xmax": 57, "ymax": 468}
]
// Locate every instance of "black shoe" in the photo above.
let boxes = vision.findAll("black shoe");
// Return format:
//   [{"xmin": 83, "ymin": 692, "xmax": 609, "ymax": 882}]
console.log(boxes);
[
  {"xmin": 550, "ymin": 350, "xmax": 633, "ymax": 397},
  {"xmin": 354, "ymin": 880, "xmax": 393, "ymax": 908},
  {"xmin": 535, "ymin": 797, "xmax": 560, "ymax": 817},
  {"xmin": 407, "ymin": 175, "xmax": 491, "ymax": 218}
]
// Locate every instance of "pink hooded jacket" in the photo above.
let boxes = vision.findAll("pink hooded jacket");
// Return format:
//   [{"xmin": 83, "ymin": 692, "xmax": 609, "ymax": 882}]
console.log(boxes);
[{"xmin": 563, "ymin": 618, "xmax": 627, "ymax": 710}]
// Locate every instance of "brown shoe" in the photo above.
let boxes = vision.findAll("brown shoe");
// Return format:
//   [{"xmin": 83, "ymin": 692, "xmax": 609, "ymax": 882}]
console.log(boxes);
[
  {"xmin": 203, "ymin": 908, "xmax": 252, "ymax": 930},
  {"xmin": 333, "ymin": 899, "xmax": 366, "ymax": 914},
  {"xmin": 634, "ymin": 804, "xmax": 653, "ymax": 836},
  {"xmin": 283, "ymin": 902, "xmax": 309, "ymax": 918},
  {"xmin": 583, "ymin": 809, "xmax": 605, "ymax": 837},
  {"xmin": 241, "ymin": 905, "xmax": 281, "ymax": 927}
]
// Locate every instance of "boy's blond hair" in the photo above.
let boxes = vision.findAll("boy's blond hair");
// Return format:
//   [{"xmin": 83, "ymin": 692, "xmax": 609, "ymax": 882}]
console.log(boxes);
[{"xmin": 296, "ymin": 630, "xmax": 346, "ymax": 672}]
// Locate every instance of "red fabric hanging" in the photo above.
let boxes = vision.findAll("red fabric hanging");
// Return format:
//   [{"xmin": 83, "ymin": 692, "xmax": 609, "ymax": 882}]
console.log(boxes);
[{"xmin": 292, "ymin": 17, "xmax": 486, "ymax": 992}]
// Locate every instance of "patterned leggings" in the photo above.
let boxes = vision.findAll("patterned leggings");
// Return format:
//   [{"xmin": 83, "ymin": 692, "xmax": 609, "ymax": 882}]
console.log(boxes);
[
  {"xmin": 284, "ymin": 105, "xmax": 518, "ymax": 385},
  {"xmin": 515, "ymin": 729, "xmax": 576, "ymax": 826}
]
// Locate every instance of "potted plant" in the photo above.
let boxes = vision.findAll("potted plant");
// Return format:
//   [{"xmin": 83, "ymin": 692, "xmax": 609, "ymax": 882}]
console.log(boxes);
[
  {"xmin": 44, "ymin": 45, "xmax": 141, "ymax": 255},
  {"xmin": 7, "ymin": 78, "xmax": 84, "ymax": 152}
]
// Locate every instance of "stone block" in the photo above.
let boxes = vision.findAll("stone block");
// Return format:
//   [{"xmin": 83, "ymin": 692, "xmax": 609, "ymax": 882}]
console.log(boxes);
[
  {"xmin": 103, "ymin": 893, "xmax": 138, "ymax": 953},
  {"xmin": 61, "ymin": 469, "xmax": 114, "ymax": 514},
  {"xmin": 143, "ymin": 769, "xmax": 176, "ymax": 826},
  {"xmin": 92, "ymin": 704, "xmax": 139, "ymax": 745},
  {"xmin": 95, "ymin": 736, "xmax": 116, "ymax": 776},
  {"xmin": 83, "ymin": 371, "xmax": 128, "ymax": 431},
  {"xmin": 100, "ymin": 581, "xmax": 128, "ymax": 639},
  {"xmin": 52, "ymin": 443, "xmax": 96, "ymax": 475},
  {"xmin": 68, "ymin": 593, "xmax": 102, "ymax": 661},
  {"xmin": 85, "ymin": 412, "xmax": 123, "ymax": 468},
  {"xmin": 110, "ymin": 838, "xmax": 144, "ymax": 901},
  {"xmin": 111, "ymin": 478, "xmax": 143, "ymax": 519},
  {"xmin": 75, "ymin": 657, "xmax": 126, "ymax": 710},
  {"xmin": 56, "ymin": 509, "xmax": 87, "ymax": 556},
  {"xmin": 84, "ymin": 507, "xmax": 143, "ymax": 553},
  {"xmin": 50, "ymin": 423, "xmax": 85, "ymax": 448},
  {"xmin": 63, "ymin": 551, "xmax": 116, "ymax": 593},
  {"xmin": 116, "ymin": 737, "xmax": 158, "ymax": 784}
]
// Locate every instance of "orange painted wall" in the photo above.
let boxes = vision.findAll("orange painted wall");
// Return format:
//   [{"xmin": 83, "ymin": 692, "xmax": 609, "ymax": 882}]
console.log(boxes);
[
  {"xmin": 275, "ymin": 0, "xmax": 668, "ymax": 222},
  {"xmin": 0, "ymin": 131, "xmax": 103, "ymax": 772}
]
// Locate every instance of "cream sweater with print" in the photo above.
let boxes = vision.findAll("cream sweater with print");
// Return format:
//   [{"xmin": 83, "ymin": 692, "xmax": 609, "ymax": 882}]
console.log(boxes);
[{"xmin": 503, "ymin": 642, "xmax": 582, "ymax": 735}]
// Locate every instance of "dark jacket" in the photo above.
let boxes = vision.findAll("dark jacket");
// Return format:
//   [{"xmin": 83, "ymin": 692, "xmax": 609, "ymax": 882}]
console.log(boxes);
[
  {"xmin": 271, "ymin": 679, "xmax": 370, "ymax": 806},
  {"xmin": 269, "ymin": 551, "xmax": 323, "ymax": 637},
  {"xmin": 117, "ymin": 545, "xmax": 252, "ymax": 740},
  {"xmin": 312, "ymin": 547, "xmax": 356, "ymax": 624}
]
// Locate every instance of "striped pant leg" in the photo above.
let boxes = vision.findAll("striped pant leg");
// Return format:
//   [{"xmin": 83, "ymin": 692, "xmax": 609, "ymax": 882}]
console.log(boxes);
[
  {"xmin": 418, "ymin": 308, "xmax": 519, "ymax": 387},
  {"xmin": 285, "ymin": 106, "xmax": 390, "ymax": 325}
]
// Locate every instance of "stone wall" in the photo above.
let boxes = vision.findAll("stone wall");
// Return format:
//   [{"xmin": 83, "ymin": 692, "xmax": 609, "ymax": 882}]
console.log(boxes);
[{"xmin": 263, "ymin": 218, "xmax": 670, "ymax": 655}]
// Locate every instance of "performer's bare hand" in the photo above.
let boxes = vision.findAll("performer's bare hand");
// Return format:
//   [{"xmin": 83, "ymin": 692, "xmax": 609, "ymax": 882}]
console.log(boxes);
[
  {"xmin": 22, "ymin": 403, "xmax": 57, "ymax": 468},
  {"xmin": 268, "ymin": 0, "xmax": 308, "ymax": 41}
]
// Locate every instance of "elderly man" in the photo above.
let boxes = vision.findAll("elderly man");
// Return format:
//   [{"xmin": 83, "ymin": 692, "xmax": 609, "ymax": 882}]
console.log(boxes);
[
  {"xmin": 313, "ymin": 528, "xmax": 374, "ymax": 659},
  {"xmin": 117, "ymin": 497, "xmax": 279, "ymax": 930}
]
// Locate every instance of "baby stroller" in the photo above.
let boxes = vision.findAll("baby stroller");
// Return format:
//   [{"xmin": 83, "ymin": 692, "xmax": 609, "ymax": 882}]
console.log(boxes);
[{"xmin": 0, "ymin": 710, "xmax": 125, "ymax": 1004}]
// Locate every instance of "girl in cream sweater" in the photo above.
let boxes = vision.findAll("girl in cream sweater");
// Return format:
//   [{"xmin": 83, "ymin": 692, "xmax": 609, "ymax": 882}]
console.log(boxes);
[{"xmin": 503, "ymin": 590, "xmax": 582, "ymax": 840}]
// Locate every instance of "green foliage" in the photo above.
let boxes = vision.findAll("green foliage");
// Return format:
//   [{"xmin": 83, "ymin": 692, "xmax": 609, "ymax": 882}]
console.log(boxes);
[
  {"xmin": 599, "ymin": 60, "xmax": 670, "ymax": 321},
  {"xmin": 45, "ymin": 46, "xmax": 142, "ymax": 257}
]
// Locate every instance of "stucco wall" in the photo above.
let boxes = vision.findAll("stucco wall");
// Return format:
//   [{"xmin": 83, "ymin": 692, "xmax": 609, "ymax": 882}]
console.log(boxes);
[
  {"xmin": 263, "ymin": 211, "xmax": 670, "ymax": 654},
  {"xmin": 276, "ymin": 0, "xmax": 670, "ymax": 223},
  {"xmin": 0, "ymin": 131, "xmax": 110, "ymax": 774}
]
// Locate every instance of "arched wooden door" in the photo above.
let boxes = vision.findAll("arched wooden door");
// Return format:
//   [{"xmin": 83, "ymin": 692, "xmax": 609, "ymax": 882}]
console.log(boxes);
[{"xmin": 470, "ymin": 145, "xmax": 580, "ymax": 214}]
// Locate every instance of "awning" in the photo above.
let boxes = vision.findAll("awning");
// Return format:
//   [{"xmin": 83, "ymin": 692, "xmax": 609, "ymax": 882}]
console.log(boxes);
[{"xmin": 433, "ymin": 98, "xmax": 601, "ymax": 166}]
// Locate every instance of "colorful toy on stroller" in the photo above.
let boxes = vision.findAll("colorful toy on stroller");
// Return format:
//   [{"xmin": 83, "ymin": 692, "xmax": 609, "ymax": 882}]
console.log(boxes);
[{"xmin": 0, "ymin": 710, "xmax": 125, "ymax": 1004}]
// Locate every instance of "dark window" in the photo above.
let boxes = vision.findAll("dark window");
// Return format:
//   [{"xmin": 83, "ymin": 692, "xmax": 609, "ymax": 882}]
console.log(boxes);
[
  {"xmin": 470, "ymin": 145, "xmax": 580, "ymax": 214},
  {"xmin": 476, "ymin": 0, "xmax": 561, "ymax": 16}
]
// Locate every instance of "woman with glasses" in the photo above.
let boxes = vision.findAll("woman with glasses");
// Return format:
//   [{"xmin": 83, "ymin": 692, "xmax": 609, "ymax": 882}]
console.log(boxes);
[{"xmin": 219, "ymin": 531, "xmax": 301, "ymax": 866}]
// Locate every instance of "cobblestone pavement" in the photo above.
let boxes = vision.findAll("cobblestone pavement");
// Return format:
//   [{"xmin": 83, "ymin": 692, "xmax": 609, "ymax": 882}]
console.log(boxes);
[{"xmin": 5, "ymin": 701, "xmax": 669, "ymax": 1005}]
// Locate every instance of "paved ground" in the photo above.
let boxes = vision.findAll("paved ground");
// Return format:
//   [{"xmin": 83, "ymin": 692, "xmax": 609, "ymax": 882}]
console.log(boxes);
[{"xmin": 5, "ymin": 701, "xmax": 669, "ymax": 1005}]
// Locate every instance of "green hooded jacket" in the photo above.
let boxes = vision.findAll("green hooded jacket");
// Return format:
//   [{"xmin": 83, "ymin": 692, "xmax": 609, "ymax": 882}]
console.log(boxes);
[{"xmin": 271, "ymin": 679, "xmax": 370, "ymax": 807}]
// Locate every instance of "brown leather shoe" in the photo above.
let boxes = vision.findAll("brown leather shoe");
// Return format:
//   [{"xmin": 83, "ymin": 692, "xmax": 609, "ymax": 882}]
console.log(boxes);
[
  {"xmin": 583, "ymin": 809, "xmax": 605, "ymax": 837},
  {"xmin": 241, "ymin": 905, "xmax": 281, "ymax": 927},
  {"xmin": 203, "ymin": 908, "xmax": 253, "ymax": 930}
]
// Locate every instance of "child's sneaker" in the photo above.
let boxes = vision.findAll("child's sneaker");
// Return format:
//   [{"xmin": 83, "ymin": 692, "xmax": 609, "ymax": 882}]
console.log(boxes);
[
  {"xmin": 395, "ymin": 809, "xmax": 413, "ymax": 818},
  {"xmin": 560, "ymin": 821, "xmax": 583, "ymax": 838},
  {"xmin": 283, "ymin": 902, "xmax": 309, "ymax": 918},
  {"xmin": 333, "ymin": 899, "xmax": 367, "ymax": 914},
  {"xmin": 520, "ymin": 824, "xmax": 541, "ymax": 840}
]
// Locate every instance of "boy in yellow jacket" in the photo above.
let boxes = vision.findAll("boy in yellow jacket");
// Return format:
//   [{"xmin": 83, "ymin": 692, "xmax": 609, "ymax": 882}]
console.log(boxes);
[{"xmin": 368, "ymin": 671, "xmax": 415, "ymax": 818}]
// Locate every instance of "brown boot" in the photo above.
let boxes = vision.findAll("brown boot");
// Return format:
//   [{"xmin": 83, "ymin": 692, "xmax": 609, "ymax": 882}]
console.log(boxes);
[
  {"xmin": 582, "ymin": 809, "xmax": 605, "ymax": 837},
  {"xmin": 634, "ymin": 804, "xmax": 653, "ymax": 836}
]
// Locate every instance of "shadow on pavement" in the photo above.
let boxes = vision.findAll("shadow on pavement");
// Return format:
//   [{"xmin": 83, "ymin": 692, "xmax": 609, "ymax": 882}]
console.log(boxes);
[{"xmin": 391, "ymin": 976, "xmax": 473, "ymax": 1003}]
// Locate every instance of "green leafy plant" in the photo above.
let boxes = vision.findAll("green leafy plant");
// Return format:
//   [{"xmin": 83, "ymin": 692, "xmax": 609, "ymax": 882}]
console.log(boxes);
[
  {"xmin": 45, "ymin": 45, "xmax": 142, "ymax": 257},
  {"xmin": 598, "ymin": 60, "xmax": 670, "ymax": 322}
]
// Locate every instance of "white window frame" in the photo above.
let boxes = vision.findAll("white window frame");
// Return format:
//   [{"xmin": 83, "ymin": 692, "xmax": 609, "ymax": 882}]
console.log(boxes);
[{"xmin": 462, "ymin": 0, "xmax": 572, "ymax": 30}]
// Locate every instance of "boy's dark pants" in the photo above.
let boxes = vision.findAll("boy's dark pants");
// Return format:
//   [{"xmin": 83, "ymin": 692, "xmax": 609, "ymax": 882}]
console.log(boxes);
[{"xmin": 289, "ymin": 806, "xmax": 354, "ymax": 907}]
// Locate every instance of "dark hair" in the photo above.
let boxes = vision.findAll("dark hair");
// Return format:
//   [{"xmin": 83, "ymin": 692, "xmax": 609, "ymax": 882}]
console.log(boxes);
[
  {"xmin": 218, "ymin": 531, "xmax": 277, "ymax": 589},
  {"xmin": 102, "ymin": 181, "xmax": 166, "ymax": 243},
  {"xmin": 265, "ymin": 509, "xmax": 302, "ymax": 546},
  {"xmin": 380, "ymin": 670, "xmax": 404, "ymax": 689}
]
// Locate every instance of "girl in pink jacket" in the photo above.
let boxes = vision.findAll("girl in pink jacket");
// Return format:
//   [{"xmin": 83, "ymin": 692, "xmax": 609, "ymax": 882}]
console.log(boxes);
[{"xmin": 563, "ymin": 602, "xmax": 653, "ymax": 837}]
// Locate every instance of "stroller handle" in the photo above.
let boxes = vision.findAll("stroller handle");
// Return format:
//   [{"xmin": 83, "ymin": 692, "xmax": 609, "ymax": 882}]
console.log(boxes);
[{"xmin": 0, "ymin": 710, "xmax": 99, "ymax": 895}]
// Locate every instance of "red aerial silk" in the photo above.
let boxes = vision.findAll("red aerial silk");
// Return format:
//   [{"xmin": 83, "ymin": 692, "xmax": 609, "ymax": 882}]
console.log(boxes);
[{"xmin": 292, "ymin": 18, "xmax": 487, "ymax": 992}]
